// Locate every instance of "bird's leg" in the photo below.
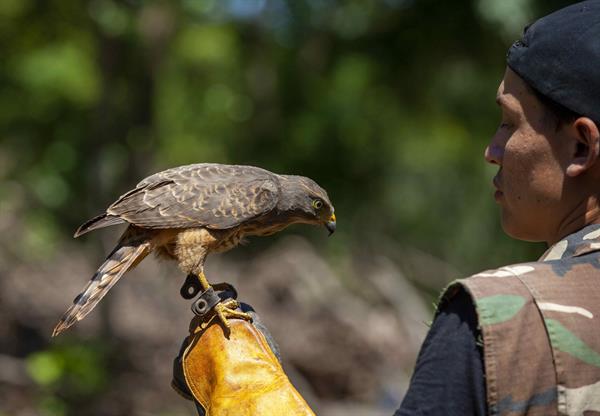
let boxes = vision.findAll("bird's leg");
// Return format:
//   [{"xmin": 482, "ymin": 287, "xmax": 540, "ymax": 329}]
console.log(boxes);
[
  {"xmin": 195, "ymin": 272, "xmax": 252, "ymax": 329},
  {"xmin": 196, "ymin": 271, "xmax": 211, "ymax": 291}
]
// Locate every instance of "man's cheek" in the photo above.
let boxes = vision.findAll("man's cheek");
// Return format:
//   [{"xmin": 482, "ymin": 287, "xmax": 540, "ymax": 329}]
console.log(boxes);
[{"xmin": 503, "ymin": 159, "xmax": 529, "ymax": 200}]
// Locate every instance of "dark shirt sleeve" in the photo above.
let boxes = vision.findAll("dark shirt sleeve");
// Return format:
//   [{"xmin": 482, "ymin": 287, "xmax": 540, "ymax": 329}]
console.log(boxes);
[{"xmin": 394, "ymin": 287, "xmax": 487, "ymax": 416}]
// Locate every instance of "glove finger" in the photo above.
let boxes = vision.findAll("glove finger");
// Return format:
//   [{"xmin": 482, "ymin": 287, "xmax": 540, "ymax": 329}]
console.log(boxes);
[{"xmin": 239, "ymin": 302, "xmax": 282, "ymax": 363}]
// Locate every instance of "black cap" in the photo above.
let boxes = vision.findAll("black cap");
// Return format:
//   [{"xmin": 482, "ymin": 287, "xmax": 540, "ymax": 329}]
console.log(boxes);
[{"xmin": 507, "ymin": 0, "xmax": 600, "ymax": 123}]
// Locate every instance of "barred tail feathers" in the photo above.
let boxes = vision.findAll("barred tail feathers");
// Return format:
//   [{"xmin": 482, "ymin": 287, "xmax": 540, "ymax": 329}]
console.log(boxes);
[{"xmin": 52, "ymin": 239, "xmax": 151, "ymax": 337}]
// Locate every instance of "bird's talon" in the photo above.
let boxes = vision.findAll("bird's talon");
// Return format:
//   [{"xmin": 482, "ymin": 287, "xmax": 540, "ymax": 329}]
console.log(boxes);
[{"xmin": 212, "ymin": 301, "xmax": 253, "ymax": 328}]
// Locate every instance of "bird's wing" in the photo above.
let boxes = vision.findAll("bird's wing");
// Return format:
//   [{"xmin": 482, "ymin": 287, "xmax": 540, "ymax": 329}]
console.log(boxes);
[{"xmin": 106, "ymin": 164, "xmax": 280, "ymax": 229}]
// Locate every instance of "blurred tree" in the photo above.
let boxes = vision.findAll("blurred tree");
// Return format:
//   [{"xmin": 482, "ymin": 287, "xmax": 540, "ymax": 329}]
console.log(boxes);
[{"xmin": 1, "ymin": 0, "xmax": 555, "ymax": 269}]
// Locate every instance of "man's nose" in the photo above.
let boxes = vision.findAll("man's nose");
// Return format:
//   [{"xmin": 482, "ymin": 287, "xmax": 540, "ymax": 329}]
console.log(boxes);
[{"xmin": 484, "ymin": 143, "xmax": 503, "ymax": 165}]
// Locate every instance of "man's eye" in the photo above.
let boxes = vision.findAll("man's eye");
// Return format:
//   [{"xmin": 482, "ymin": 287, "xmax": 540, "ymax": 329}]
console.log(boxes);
[{"xmin": 500, "ymin": 122, "xmax": 511, "ymax": 129}]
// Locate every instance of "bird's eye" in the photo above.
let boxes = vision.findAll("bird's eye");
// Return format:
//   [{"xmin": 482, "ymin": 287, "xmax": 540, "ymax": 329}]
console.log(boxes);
[{"xmin": 312, "ymin": 199, "xmax": 323, "ymax": 210}]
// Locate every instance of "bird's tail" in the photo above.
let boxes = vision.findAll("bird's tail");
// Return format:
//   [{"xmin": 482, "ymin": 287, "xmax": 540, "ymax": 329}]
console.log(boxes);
[{"xmin": 52, "ymin": 228, "xmax": 152, "ymax": 337}]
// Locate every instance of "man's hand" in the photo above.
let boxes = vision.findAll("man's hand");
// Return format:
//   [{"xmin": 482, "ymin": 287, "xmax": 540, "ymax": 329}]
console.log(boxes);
[{"xmin": 172, "ymin": 298, "xmax": 315, "ymax": 416}]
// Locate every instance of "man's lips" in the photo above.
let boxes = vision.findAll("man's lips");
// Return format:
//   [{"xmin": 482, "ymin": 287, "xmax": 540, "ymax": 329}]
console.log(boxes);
[
  {"xmin": 493, "ymin": 177, "xmax": 503, "ymax": 201},
  {"xmin": 493, "ymin": 177, "xmax": 502, "ymax": 191}
]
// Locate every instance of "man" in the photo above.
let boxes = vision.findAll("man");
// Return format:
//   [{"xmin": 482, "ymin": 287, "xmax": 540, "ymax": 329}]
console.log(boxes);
[{"xmin": 173, "ymin": 1, "xmax": 600, "ymax": 414}]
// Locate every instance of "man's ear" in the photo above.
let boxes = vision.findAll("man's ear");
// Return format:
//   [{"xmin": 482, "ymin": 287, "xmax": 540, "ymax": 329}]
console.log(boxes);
[{"xmin": 566, "ymin": 117, "xmax": 600, "ymax": 177}]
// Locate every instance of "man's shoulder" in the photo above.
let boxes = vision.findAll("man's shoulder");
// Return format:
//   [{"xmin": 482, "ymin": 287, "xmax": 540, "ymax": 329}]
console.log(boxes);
[
  {"xmin": 438, "ymin": 261, "xmax": 549, "ymax": 309},
  {"xmin": 467, "ymin": 261, "xmax": 545, "ymax": 279},
  {"xmin": 465, "ymin": 248, "xmax": 600, "ymax": 284},
  {"xmin": 444, "ymin": 261, "xmax": 547, "ymax": 293},
  {"xmin": 440, "ymin": 250, "xmax": 600, "ymax": 312}
]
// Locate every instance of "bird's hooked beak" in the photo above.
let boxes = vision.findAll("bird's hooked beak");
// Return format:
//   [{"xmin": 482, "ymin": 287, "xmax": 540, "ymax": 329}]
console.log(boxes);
[{"xmin": 325, "ymin": 213, "xmax": 336, "ymax": 236}]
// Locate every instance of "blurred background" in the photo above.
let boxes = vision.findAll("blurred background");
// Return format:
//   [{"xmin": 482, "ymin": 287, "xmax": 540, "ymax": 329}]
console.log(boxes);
[{"xmin": 0, "ymin": 0, "xmax": 574, "ymax": 415}]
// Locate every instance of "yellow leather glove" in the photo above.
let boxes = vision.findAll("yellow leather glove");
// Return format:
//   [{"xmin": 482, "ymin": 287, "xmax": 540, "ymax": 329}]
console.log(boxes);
[{"xmin": 172, "ymin": 289, "xmax": 315, "ymax": 416}]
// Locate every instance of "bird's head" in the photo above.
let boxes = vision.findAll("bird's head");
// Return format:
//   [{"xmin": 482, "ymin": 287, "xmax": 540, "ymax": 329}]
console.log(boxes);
[{"xmin": 277, "ymin": 175, "xmax": 336, "ymax": 235}]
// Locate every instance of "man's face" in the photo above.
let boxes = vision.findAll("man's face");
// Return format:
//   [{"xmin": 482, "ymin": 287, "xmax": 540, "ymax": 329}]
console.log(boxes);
[{"xmin": 485, "ymin": 68, "xmax": 575, "ymax": 242}]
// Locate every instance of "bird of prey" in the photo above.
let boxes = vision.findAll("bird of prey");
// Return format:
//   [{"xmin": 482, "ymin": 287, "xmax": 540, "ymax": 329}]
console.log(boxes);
[{"xmin": 52, "ymin": 163, "xmax": 336, "ymax": 336}]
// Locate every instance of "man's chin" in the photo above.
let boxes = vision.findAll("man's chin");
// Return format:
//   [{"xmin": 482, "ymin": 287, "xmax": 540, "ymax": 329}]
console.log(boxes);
[{"xmin": 500, "ymin": 215, "xmax": 544, "ymax": 242}]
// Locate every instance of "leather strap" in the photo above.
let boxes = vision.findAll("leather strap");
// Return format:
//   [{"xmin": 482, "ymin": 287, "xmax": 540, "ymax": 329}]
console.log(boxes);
[{"xmin": 190, "ymin": 283, "xmax": 238, "ymax": 318}]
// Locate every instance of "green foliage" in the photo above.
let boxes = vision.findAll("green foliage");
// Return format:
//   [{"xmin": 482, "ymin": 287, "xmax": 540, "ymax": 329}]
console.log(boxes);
[
  {"xmin": 24, "ymin": 342, "xmax": 110, "ymax": 415},
  {"xmin": 1, "ymin": 0, "xmax": 556, "ymax": 271},
  {"xmin": 13, "ymin": 40, "xmax": 100, "ymax": 107},
  {"xmin": 26, "ymin": 343, "xmax": 109, "ymax": 394}
]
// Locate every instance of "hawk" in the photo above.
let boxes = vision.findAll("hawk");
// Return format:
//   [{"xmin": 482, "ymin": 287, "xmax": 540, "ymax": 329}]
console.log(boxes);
[{"xmin": 52, "ymin": 163, "xmax": 336, "ymax": 336}]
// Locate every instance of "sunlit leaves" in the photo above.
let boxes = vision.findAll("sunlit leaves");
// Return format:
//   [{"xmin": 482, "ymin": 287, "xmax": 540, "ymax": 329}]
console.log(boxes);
[
  {"xmin": 0, "ymin": 0, "xmax": 31, "ymax": 19},
  {"xmin": 12, "ymin": 41, "xmax": 100, "ymax": 108},
  {"xmin": 0, "ymin": 0, "xmax": 557, "ymax": 269},
  {"xmin": 176, "ymin": 24, "xmax": 238, "ymax": 68},
  {"xmin": 26, "ymin": 343, "xmax": 110, "ymax": 416},
  {"xmin": 88, "ymin": 0, "xmax": 130, "ymax": 37},
  {"xmin": 477, "ymin": 0, "xmax": 533, "ymax": 39},
  {"xmin": 27, "ymin": 352, "xmax": 63, "ymax": 386}
]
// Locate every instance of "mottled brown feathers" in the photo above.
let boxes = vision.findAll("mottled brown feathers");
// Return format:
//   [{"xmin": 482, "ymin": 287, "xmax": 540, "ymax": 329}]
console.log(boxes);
[{"xmin": 104, "ymin": 164, "xmax": 280, "ymax": 230}]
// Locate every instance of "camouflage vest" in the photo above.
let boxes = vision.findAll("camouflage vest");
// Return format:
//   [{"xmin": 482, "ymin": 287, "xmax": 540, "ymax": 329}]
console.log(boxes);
[{"xmin": 439, "ymin": 224, "xmax": 600, "ymax": 416}]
